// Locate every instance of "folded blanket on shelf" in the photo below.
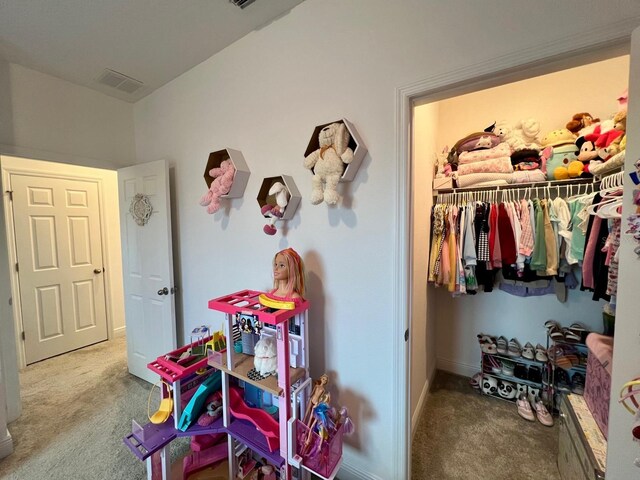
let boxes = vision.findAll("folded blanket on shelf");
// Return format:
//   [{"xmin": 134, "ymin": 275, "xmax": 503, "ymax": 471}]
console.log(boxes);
[
  {"xmin": 456, "ymin": 157, "xmax": 513, "ymax": 175},
  {"xmin": 455, "ymin": 172, "xmax": 514, "ymax": 188},
  {"xmin": 458, "ymin": 142, "xmax": 512, "ymax": 165},
  {"xmin": 512, "ymin": 169, "xmax": 546, "ymax": 183},
  {"xmin": 588, "ymin": 150, "xmax": 625, "ymax": 176}
]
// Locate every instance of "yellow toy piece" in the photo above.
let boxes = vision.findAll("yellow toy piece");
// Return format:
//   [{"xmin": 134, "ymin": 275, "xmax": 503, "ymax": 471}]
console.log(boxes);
[
  {"xmin": 259, "ymin": 293, "xmax": 295, "ymax": 310},
  {"xmin": 148, "ymin": 379, "xmax": 173, "ymax": 424}
]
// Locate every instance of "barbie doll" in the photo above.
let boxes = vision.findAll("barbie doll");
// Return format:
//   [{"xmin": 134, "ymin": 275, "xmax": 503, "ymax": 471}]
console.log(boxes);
[{"xmin": 259, "ymin": 248, "xmax": 306, "ymax": 309}]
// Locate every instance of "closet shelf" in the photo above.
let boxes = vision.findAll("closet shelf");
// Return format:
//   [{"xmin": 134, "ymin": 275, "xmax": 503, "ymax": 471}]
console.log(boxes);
[{"xmin": 434, "ymin": 177, "xmax": 598, "ymax": 195}]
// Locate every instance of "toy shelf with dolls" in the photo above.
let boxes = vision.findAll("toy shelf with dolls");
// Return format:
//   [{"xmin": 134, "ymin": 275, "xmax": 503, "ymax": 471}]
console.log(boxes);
[{"xmin": 124, "ymin": 248, "xmax": 350, "ymax": 480}]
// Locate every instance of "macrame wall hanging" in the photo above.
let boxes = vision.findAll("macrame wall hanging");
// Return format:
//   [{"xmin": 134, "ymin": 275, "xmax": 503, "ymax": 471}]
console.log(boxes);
[{"xmin": 129, "ymin": 194, "xmax": 153, "ymax": 226}]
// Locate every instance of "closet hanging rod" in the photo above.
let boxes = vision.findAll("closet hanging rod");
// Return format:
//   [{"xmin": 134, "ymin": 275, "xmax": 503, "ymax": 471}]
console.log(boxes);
[{"xmin": 433, "ymin": 177, "xmax": 599, "ymax": 195}]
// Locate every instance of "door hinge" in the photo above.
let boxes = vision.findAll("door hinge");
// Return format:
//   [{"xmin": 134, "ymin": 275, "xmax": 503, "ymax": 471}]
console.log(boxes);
[
  {"xmin": 404, "ymin": 329, "xmax": 409, "ymax": 342},
  {"xmin": 15, "ymin": 262, "xmax": 19, "ymax": 272},
  {"xmin": 21, "ymin": 331, "xmax": 25, "ymax": 340},
  {"xmin": 5, "ymin": 190, "xmax": 13, "ymax": 201}
]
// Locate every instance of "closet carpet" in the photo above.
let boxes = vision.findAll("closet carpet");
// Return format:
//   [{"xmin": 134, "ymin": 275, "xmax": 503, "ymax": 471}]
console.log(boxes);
[{"xmin": 412, "ymin": 371, "xmax": 560, "ymax": 480}]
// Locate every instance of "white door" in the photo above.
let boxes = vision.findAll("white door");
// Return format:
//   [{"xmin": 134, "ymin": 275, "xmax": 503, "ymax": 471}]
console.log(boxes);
[
  {"xmin": 11, "ymin": 174, "xmax": 108, "ymax": 364},
  {"xmin": 119, "ymin": 159, "xmax": 176, "ymax": 383}
]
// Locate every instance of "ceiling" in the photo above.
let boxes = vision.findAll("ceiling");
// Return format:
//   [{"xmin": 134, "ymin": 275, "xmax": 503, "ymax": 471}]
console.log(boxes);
[{"xmin": 0, "ymin": 0, "xmax": 305, "ymax": 102}]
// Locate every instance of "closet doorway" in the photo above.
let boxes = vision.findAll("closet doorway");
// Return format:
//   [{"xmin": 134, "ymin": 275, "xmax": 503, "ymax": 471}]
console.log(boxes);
[{"xmin": 409, "ymin": 50, "xmax": 631, "ymax": 478}]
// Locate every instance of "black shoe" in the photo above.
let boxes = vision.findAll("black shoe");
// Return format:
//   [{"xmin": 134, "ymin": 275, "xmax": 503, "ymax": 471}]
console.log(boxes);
[
  {"xmin": 528, "ymin": 366, "xmax": 542, "ymax": 384},
  {"xmin": 571, "ymin": 372, "xmax": 585, "ymax": 395},
  {"xmin": 514, "ymin": 363, "xmax": 528, "ymax": 380}
]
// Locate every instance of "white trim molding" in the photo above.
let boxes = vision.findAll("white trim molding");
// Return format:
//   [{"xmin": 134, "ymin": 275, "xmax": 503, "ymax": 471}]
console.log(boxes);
[
  {"xmin": 113, "ymin": 326, "xmax": 127, "ymax": 338},
  {"xmin": 0, "ymin": 430, "xmax": 13, "ymax": 460},
  {"xmin": 412, "ymin": 360, "xmax": 437, "ymax": 437}
]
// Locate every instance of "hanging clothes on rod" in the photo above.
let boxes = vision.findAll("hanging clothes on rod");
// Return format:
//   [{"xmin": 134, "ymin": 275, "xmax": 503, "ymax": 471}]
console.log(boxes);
[
  {"xmin": 580, "ymin": 171, "xmax": 624, "ymax": 301},
  {"xmin": 428, "ymin": 176, "xmax": 621, "ymax": 301}
]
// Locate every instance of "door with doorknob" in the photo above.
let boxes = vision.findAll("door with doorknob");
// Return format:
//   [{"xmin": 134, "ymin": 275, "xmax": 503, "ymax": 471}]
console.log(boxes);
[{"xmin": 10, "ymin": 174, "xmax": 108, "ymax": 364}]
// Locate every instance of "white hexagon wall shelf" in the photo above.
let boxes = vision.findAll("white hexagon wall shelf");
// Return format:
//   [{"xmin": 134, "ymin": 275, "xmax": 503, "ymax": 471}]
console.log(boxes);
[
  {"xmin": 257, "ymin": 175, "xmax": 301, "ymax": 221},
  {"xmin": 203, "ymin": 148, "xmax": 250, "ymax": 198},
  {"xmin": 303, "ymin": 118, "xmax": 367, "ymax": 182}
]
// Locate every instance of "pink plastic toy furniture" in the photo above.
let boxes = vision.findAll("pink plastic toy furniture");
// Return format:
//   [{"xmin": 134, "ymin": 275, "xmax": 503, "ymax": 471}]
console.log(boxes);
[
  {"xmin": 229, "ymin": 387, "xmax": 279, "ymax": 452},
  {"xmin": 183, "ymin": 441, "xmax": 227, "ymax": 479}
]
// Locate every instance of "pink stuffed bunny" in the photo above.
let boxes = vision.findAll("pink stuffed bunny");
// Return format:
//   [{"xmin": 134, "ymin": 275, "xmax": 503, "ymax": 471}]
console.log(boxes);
[{"xmin": 199, "ymin": 159, "xmax": 236, "ymax": 214}]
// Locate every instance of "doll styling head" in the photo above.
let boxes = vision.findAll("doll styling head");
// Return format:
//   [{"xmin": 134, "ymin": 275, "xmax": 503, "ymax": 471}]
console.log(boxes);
[{"xmin": 272, "ymin": 248, "xmax": 306, "ymax": 299}]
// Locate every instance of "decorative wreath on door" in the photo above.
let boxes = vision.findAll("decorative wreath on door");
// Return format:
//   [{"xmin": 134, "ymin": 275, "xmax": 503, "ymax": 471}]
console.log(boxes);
[{"xmin": 129, "ymin": 194, "xmax": 153, "ymax": 226}]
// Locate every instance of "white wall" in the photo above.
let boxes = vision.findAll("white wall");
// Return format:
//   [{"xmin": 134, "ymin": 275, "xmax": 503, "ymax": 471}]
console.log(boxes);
[
  {"xmin": 411, "ymin": 103, "xmax": 439, "ymax": 432},
  {"xmin": 132, "ymin": 1, "xmax": 640, "ymax": 478},
  {"xmin": 0, "ymin": 62, "xmax": 133, "ymax": 455},
  {"xmin": 607, "ymin": 28, "xmax": 640, "ymax": 479},
  {"xmin": 435, "ymin": 56, "xmax": 630, "ymax": 152},
  {"xmin": 430, "ymin": 55, "xmax": 629, "ymax": 377},
  {"xmin": 0, "ymin": 62, "xmax": 135, "ymax": 169}
]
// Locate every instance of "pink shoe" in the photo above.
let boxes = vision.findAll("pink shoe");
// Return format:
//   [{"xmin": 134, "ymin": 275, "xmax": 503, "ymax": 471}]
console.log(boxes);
[
  {"xmin": 263, "ymin": 224, "xmax": 277, "ymax": 235},
  {"xmin": 261, "ymin": 204, "xmax": 273, "ymax": 215},
  {"xmin": 516, "ymin": 394, "xmax": 535, "ymax": 421},
  {"xmin": 533, "ymin": 397, "xmax": 554, "ymax": 426}
]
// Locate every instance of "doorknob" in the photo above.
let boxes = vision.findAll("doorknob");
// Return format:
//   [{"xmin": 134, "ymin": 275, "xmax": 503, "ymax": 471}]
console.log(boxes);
[
  {"xmin": 157, "ymin": 287, "xmax": 169, "ymax": 296},
  {"xmin": 93, "ymin": 268, "xmax": 102, "ymax": 274}
]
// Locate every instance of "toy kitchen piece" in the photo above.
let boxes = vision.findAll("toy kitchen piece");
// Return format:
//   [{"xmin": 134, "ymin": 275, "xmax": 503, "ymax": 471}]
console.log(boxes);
[{"xmin": 123, "ymin": 289, "xmax": 344, "ymax": 480}]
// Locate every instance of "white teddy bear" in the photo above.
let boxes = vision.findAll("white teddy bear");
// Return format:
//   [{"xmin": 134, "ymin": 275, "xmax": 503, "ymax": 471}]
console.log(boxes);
[
  {"xmin": 495, "ymin": 119, "xmax": 542, "ymax": 152},
  {"xmin": 304, "ymin": 122, "xmax": 354, "ymax": 205},
  {"xmin": 253, "ymin": 336, "xmax": 277, "ymax": 377}
]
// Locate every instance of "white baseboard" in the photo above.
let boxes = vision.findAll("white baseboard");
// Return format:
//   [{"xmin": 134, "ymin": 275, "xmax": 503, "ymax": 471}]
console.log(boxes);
[
  {"xmin": 411, "ymin": 381, "xmax": 429, "ymax": 436},
  {"xmin": 112, "ymin": 326, "xmax": 126, "ymax": 338},
  {"xmin": 0, "ymin": 430, "xmax": 13, "ymax": 460},
  {"xmin": 411, "ymin": 360, "xmax": 437, "ymax": 437},
  {"xmin": 338, "ymin": 456, "xmax": 386, "ymax": 480},
  {"xmin": 436, "ymin": 357, "xmax": 479, "ymax": 379}
]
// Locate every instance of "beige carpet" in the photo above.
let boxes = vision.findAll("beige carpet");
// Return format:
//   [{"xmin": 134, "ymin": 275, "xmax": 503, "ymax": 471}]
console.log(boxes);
[
  {"xmin": 412, "ymin": 371, "xmax": 560, "ymax": 480},
  {"xmin": 0, "ymin": 337, "xmax": 188, "ymax": 480}
]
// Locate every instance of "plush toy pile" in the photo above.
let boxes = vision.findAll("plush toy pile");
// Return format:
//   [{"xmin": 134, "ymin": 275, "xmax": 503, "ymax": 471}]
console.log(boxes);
[{"xmin": 436, "ymin": 91, "xmax": 628, "ymax": 188}]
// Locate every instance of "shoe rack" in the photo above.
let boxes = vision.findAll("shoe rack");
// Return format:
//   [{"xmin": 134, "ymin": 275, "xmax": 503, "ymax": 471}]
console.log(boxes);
[
  {"xmin": 478, "ymin": 336, "xmax": 550, "ymax": 407},
  {"xmin": 546, "ymin": 327, "xmax": 589, "ymax": 413}
]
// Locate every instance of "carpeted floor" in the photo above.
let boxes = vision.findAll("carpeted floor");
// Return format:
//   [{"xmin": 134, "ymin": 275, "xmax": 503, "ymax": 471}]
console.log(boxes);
[
  {"xmin": 0, "ymin": 336, "xmax": 188, "ymax": 480},
  {"xmin": 412, "ymin": 371, "xmax": 560, "ymax": 480}
]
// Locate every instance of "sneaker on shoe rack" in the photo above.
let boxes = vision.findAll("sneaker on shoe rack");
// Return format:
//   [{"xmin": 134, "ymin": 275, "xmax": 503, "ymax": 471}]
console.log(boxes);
[
  {"xmin": 533, "ymin": 397, "xmax": 554, "ymax": 427},
  {"xmin": 555, "ymin": 369, "xmax": 571, "ymax": 393},
  {"xmin": 496, "ymin": 336, "xmax": 508, "ymax": 355},
  {"xmin": 528, "ymin": 365, "xmax": 542, "ymax": 384},
  {"xmin": 516, "ymin": 393, "xmax": 535, "ymax": 422},
  {"xmin": 527, "ymin": 385, "xmax": 541, "ymax": 404},
  {"xmin": 522, "ymin": 342, "xmax": 535, "ymax": 360},
  {"xmin": 571, "ymin": 372, "xmax": 585, "ymax": 395},
  {"xmin": 507, "ymin": 338, "xmax": 522, "ymax": 358},
  {"xmin": 535, "ymin": 344, "xmax": 548, "ymax": 362}
]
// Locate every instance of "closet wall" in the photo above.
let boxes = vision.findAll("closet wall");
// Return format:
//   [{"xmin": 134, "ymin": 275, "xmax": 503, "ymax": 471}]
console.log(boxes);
[
  {"xmin": 411, "ymin": 103, "xmax": 439, "ymax": 428},
  {"xmin": 416, "ymin": 54, "xmax": 630, "ymax": 377}
]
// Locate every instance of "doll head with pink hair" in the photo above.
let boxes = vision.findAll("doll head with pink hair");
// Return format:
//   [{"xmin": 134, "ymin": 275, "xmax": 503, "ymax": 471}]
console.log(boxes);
[{"xmin": 271, "ymin": 248, "xmax": 306, "ymax": 300}]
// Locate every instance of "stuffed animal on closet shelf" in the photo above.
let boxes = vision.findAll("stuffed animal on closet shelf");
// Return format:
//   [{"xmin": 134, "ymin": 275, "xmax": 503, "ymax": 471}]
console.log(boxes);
[
  {"xmin": 261, "ymin": 181, "xmax": 289, "ymax": 236},
  {"xmin": 585, "ymin": 116, "xmax": 625, "ymax": 165},
  {"xmin": 199, "ymin": 159, "xmax": 236, "ymax": 214},
  {"xmin": 495, "ymin": 119, "xmax": 541, "ymax": 152},
  {"xmin": 566, "ymin": 112, "xmax": 600, "ymax": 136},
  {"xmin": 539, "ymin": 128, "xmax": 587, "ymax": 180},
  {"xmin": 304, "ymin": 122, "xmax": 354, "ymax": 205},
  {"xmin": 540, "ymin": 144, "xmax": 582, "ymax": 180}
]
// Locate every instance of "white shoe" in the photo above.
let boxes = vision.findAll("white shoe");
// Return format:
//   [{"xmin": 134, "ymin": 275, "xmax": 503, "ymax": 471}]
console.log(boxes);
[
  {"xmin": 516, "ymin": 394, "xmax": 535, "ymax": 422},
  {"xmin": 533, "ymin": 397, "xmax": 554, "ymax": 427}
]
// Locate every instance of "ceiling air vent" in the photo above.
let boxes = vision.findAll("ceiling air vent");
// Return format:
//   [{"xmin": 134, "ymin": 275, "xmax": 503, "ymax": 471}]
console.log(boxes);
[
  {"xmin": 96, "ymin": 69, "xmax": 144, "ymax": 94},
  {"xmin": 229, "ymin": 0, "xmax": 256, "ymax": 9}
]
